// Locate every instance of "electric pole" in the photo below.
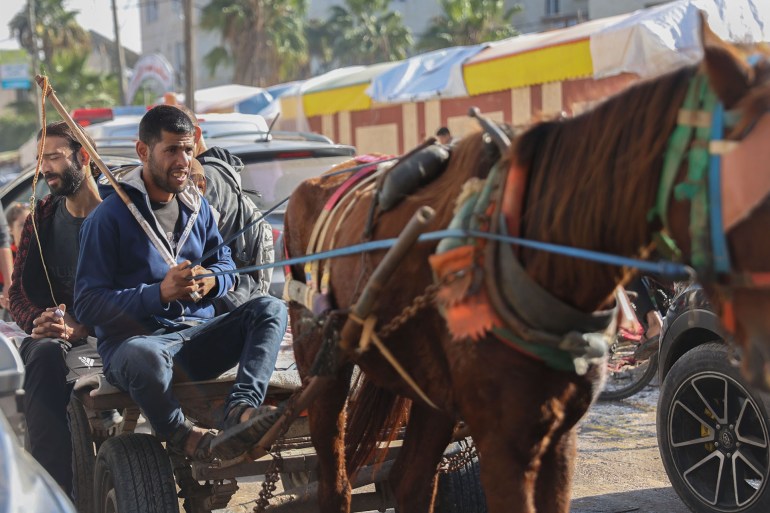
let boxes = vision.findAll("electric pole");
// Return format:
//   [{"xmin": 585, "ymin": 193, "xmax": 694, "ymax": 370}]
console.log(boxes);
[
  {"xmin": 28, "ymin": 0, "xmax": 41, "ymax": 130},
  {"xmin": 184, "ymin": 0, "xmax": 196, "ymax": 112},
  {"xmin": 111, "ymin": 0, "xmax": 128, "ymax": 105}
]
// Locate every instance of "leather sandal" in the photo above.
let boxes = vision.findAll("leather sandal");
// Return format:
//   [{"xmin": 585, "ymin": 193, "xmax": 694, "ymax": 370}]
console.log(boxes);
[
  {"xmin": 167, "ymin": 419, "xmax": 216, "ymax": 462},
  {"xmin": 210, "ymin": 402, "xmax": 285, "ymax": 461}
]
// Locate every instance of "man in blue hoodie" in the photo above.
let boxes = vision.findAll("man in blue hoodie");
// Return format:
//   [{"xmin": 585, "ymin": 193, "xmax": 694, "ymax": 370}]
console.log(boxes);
[{"xmin": 74, "ymin": 106, "xmax": 287, "ymax": 460}]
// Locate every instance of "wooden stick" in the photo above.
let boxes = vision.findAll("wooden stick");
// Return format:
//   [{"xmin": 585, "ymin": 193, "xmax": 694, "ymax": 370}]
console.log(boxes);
[{"xmin": 34, "ymin": 75, "xmax": 201, "ymax": 300}]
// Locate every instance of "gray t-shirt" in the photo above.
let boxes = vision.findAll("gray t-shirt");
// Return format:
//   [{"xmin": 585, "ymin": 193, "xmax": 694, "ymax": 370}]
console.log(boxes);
[
  {"xmin": 150, "ymin": 197, "xmax": 182, "ymax": 252},
  {"xmin": 43, "ymin": 200, "xmax": 85, "ymax": 308}
]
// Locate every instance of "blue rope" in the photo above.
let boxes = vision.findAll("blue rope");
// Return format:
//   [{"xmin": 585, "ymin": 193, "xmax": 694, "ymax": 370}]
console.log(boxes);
[
  {"xmin": 194, "ymin": 228, "xmax": 693, "ymax": 281},
  {"xmin": 186, "ymin": 157, "xmax": 397, "ymax": 269}
]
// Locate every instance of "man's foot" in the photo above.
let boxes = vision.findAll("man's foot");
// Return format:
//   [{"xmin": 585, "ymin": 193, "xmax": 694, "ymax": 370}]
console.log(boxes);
[
  {"xmin": 167, "ymin": 420, "xmax": 215, "ymax": 462},
  {"xmin": 211, "ymin": 403, "xmax": 284, "ymax": 461}
]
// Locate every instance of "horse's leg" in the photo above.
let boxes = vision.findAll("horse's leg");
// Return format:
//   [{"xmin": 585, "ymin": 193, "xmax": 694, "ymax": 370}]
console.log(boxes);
[
  {"xmin": 388, "ymin": 404, "xmax": 454, "ymax": 513},
  {"xmin": 532, "ymin": 426, "xmax": 578, "ymax": 513},
  {"xmin": 307, "ymin": 368, "xmax": 354, "ymax": 513},
  {"xmin": 534, "ymin": 371, "xmax": 600, "ymax": 513},
  {"xmin": 290, "ymin": 307, "xmax": 353, "ymax": 513}
]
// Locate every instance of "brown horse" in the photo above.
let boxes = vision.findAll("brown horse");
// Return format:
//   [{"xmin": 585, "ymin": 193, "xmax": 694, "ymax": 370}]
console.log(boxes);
[{"xmin": 283, "ymin": 26, "xmax": 770, "ymax": 513}]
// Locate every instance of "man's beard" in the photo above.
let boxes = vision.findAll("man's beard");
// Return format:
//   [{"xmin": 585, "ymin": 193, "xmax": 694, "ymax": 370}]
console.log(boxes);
[
  {"xmin": 148, "ymin": 152, "xmax": 185, "ymax": 195},
  {"xmin": 49, "ymin": 159, "xmax": 85, "ymax": 197}
]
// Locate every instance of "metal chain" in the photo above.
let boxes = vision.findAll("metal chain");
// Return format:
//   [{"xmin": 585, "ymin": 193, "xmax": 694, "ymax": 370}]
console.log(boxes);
[
  {"xmin": 377, "ymin": 270, "xmax": 465, "ymax": 340},
  {"xmin": 437, "ymin": 437, "xmax": 479, "ymax": 474},
  {"xmin": 253, "ymin": 391, "xmax": 302, "ymax": 513}
]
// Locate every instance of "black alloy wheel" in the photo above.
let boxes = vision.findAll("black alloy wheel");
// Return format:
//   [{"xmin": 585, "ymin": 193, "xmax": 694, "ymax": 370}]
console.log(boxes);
[{"xmin": 658, "ymin": 343, "xmax": 770, "ymax": 513}]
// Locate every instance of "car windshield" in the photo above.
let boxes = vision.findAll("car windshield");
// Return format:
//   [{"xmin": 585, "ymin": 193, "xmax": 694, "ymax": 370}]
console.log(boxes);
[{"xmin": 240, "ymin": 155, "xmax": 353, "ymax": 211}]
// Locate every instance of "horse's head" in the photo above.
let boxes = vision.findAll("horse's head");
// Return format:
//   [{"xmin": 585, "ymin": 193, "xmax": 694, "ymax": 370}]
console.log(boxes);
[{"xmin": 670, "ymin": 19, "xmax": 770, "ymax": 389}]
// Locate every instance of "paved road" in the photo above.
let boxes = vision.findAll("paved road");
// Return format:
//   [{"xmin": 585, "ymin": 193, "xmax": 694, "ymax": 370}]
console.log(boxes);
[
  {"xmin": 217, "ymin": 383, "xmax": 691, "ymax": 512},
  {"xmin": 572, "ymin": 385, "xmax": 689, "ymax": 513}
]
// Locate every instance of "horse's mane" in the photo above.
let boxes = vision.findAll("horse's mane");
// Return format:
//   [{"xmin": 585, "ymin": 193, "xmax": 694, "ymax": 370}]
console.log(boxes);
[{"xmin": 498, "ymin": 66, "xmax": 697, "ymax": 310}]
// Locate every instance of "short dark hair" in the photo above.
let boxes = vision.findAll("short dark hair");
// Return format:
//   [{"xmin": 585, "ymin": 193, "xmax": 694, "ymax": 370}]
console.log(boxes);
[
  {"xmin": 436, "ymin": 126, "xmax": 450, "ymax": 137},
  {"xmin": 37, "ymin": 120, "xmax": 99, "ymax": 176},
  {"xmin": 139, "ymin": 105, "xmax": 195, "ymax": 147}
]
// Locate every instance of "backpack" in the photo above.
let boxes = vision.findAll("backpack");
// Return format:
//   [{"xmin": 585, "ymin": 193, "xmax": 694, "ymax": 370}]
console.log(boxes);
[{"xmin": 199, "ymin": 156, "xmax": 274, "ymax": 296}]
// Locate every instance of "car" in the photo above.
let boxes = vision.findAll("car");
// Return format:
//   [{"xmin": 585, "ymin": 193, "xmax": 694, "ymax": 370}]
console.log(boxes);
[
  {"xmin": 656, "ymin": 283, "xmax": 770, "ymax": 513},
  {"xmin": 0, "ymin": 333, "xmax": 77, "ymax": 513},
  {"xmin": 1, "ymin": 134, "xmax": 356, "ymax": 298}
]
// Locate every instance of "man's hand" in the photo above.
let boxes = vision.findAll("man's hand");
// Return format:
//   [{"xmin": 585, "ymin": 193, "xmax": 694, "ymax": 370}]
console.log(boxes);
[
  {"xmin": 31, "ymin": 304, "xmax": 67, "ymax": 340},
  {"xmin": 192, "ymin": 265, "xmax": 216, "ymax": 298},
  {"xmin": 160, "ymin": 261, "xmax": 200, "ymax": 303},
  {"xmin": 63, "ymin": 312, "xmax": 89, "ymax": 342}
]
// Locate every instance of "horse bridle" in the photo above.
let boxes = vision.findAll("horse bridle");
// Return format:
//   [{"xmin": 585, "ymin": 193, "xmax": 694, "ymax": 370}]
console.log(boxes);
[{"xmin": 649, "ymin": 59, "xmax": 770, "ymax": 330}]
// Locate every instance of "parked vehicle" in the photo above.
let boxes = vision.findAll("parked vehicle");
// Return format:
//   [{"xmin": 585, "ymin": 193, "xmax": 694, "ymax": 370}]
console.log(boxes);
[
  {"xmin": 656, "ymin": 284, "xmax": 770, "ymax": 513},
  {"xmin": 0, "ymin": 333, "xmax": 77, "ymax": 513}
]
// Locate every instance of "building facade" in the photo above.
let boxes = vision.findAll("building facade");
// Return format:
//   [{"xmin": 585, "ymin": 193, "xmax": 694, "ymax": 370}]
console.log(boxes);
[{"xmin": 138, "ymin": 0, "xmax": 669, "ymax": 92}]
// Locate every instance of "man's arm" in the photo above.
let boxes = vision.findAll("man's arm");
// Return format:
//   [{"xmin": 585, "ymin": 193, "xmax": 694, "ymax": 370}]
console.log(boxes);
[
  {"xmin": 74, "ymin": 211, "xmax": 184, "ymax": 329},
  {"xmin": 8, "ymin": 213, "xmax": 45, "ymax": 333}
]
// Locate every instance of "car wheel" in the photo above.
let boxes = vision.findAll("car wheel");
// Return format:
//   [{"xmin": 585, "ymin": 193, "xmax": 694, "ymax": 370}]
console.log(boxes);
[
  {"xmin": 94, "ymin": 434, "xmax": 179, "ymax": 513},
  {"xmin": 658, "ymin": 343, "xmax": 770, "ymax": 513},
  {"xmin": 69, "ymin": 397, "xmax": 96, "ymax": 513}
]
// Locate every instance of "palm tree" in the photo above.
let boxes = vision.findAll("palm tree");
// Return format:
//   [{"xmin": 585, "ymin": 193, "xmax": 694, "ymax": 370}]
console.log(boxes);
[
  {"xmin": 9, "ymin": 0, "xmax": 90, "ymax": 71},
  {"xmin": 323, "ymin": 0, "xmax": 413, "ymax": 67},
  {"xmin": 200, "ymin": 0, "xmax": 308, "ymax": 86},
  {"xmin": 418, "ymin": 0, "xmax": 521, "ymax": 52}
]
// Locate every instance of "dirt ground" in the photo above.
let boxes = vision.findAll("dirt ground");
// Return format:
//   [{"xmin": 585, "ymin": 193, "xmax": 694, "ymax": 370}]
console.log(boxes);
[{"xmin": 215, "ymin": 383, "xmax": 691, "ymax": 513}]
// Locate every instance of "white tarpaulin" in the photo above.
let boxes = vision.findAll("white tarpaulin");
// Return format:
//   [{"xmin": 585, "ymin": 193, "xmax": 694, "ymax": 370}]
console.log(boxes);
[
  {"xmin": 591, "ymin": 0, "xmax": 770, "ymax": 79},
  {"xmin": 366, "ymin": 44, "xmax": 487, "ymax": 103}
]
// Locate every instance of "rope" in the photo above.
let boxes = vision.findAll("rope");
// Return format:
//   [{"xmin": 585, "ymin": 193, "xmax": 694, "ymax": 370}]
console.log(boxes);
[
  {"xmin": 195, "ymin": 228, "xmax": 695, "ymax": 281},
  {"xmin": 29, "ymin": 76, "xmax": 59, "ymax": 308},
  {"xmin": 349, "ymin": 313, "xmax": 439, "ymax": 410}
]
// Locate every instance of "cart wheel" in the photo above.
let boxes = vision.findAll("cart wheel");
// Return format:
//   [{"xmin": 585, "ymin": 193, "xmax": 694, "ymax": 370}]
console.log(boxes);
[
  {"xmin": 94, "ymin": 434, "xmax": 179, "ymax": 513},
  {"xmin": 435, "ymin": 439, "xmax": 487, "ymax": 513},
  {"xmin": 280, "ymin": 470, "xmax": 315, "ymax": 489},
  {"xmin": 69, "ymin": 397, "xmax": 96, "ymax": 513}
]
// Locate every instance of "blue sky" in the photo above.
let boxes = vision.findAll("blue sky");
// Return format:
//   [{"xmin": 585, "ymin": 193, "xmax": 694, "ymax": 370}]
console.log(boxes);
[{"xmin": 0, "ymin": 0, "xmax": 142, "ymax": 53}]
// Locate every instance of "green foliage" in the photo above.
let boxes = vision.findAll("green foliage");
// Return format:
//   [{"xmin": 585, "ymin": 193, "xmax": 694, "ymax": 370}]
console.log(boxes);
[
  {"xmin": 0, "ymin": 115, "xmax": 37, "ymax": 152},
  {"xmin": 9, "ymin": 0, "xmax": 90, "ymax": 70},
  {"xmin": 322, "ymin": 0, "xmax": 413, "ymax": 67},
  {"xmin": 418, "ymin": 0, "xmax": 521, "ymax": 52},
  {"xmin": 46, "ymin": 51, "xmax": 120, "ymax": 109},
  {"xmin": 200, "ymin": 0, "xmax": 309, "ymax": 86}
]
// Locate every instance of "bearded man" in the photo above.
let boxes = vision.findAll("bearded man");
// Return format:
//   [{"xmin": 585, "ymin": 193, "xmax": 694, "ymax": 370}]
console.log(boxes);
[
  {"xmin": 74, "ymin": 106, "xmax": 286, "ymax": 462},
  {"xmin": 9, "ymin": 120, "xmax": 103, "ymax": 496}
]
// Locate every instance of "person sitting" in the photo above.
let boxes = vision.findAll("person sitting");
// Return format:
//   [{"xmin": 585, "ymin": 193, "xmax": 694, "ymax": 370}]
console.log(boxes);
[
  {"xmin": 74, "ymin": 106, "xmax": 287, "ymax": 461},
  {"xmin": 8, "ymin": 121, "xmax": 103, "ymax": 495}
]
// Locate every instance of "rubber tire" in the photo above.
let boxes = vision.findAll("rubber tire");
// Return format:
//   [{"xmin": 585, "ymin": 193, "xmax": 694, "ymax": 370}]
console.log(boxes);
[
  {"xmin": 600, "ymin": 350, "xmax": 658, "ymax": 401},
  {"xmin": 69, "ymin": 397, "xmax": 96, "ymax": 513},
  {"xmin": 435, "ymin": 439, "xmax": 487, "ymax": 513},
  {"xmin": 657, "ymin": 343, "xmax": 770, "ymax": 513},
  {"xmin": 94, "ymin": 434, "xmax": 179, "ymax": 513}
]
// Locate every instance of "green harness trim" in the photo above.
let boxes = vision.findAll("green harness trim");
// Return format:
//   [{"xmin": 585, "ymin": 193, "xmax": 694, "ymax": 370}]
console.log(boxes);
[{"xmin": 648, "ymin": 73, "xmax": 720, "ymax": 272}]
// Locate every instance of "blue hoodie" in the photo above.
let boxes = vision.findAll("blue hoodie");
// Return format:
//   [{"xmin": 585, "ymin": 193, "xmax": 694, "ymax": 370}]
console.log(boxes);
[{"xmin": 74, "ymin": 166, "xmax": 235, "ymax": 367}]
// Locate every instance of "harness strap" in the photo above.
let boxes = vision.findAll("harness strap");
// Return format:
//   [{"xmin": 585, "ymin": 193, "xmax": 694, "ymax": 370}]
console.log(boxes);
[
  {"xmin": 649, "ymin": 74, "xmax": 705, "ymax": 259},
  {"xmin": 348, "ymin": 314, "xmax": 439, "ymax": 409}
]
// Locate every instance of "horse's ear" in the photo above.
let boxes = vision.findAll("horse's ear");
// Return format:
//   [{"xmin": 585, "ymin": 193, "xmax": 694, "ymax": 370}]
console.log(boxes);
[{"xmin": 700, "ymin": 11, "xmax": 754, "ymax": 108}]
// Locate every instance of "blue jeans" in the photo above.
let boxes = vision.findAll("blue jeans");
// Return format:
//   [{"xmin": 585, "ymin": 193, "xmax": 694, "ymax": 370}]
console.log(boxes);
[{"xmin": 103, "ymin": 296, "xmax": 287, "ymax": 437}]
